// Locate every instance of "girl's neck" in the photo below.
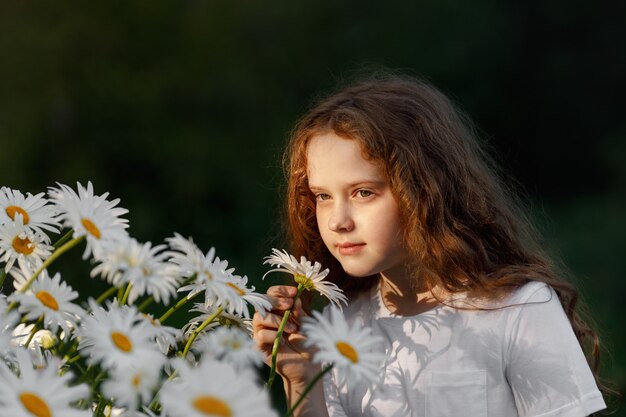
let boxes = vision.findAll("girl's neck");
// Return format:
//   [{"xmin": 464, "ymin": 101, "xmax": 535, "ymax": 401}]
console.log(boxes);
[{"xmin": 378, "ymin": 271, "xmax": 440, "ymax": 316}]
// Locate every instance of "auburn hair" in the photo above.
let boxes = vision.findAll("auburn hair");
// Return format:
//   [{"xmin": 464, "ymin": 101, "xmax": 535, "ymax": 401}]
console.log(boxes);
[{"xmin": 282, "ymin": 73, "xmax": 602, "ymax": 376}]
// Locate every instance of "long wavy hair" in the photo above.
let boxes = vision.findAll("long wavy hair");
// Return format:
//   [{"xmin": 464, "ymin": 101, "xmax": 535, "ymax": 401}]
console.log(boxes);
[{"xmin": 282, "ymin": 73, "xmax": 604, "ymax": 379}]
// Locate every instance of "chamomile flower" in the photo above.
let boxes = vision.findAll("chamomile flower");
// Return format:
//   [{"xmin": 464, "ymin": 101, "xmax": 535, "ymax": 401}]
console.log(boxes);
[
  {"xmin": 302, "ymin": 306, "xmax": 385, "ymax": 388},
  {"xmin": 263, "ymin": 248, "xmax": 347, "ymax": 310},
  {"xmin": 194, "ymin": 326, "xmax": 263, "ymax": 370},
  {"xmin": 0, "ymin": 187, "xmax": 61, "ymax": 241},
  {"xmin": 222, "ymin": 274, "xmax": 271, "ymax": 319},
  {"xmin": 91, "ymin": 237, "xmax": 181, "ymax": 305},
  {"xmin": 160, "ymin": 358, "xmax": 277, "ymax": 417},
  {"xmin": 8, "ymin": 271, "xmax": 85, "ymax": 337},
  {"xmin": 166, "ymin": 233, "xmax": 232, "ymax": 307},
  {"xmin": 0, "ymin": 215, "xmax": 53, "ymax": 273},
  {"xmin": 48, "ymin": 181, "xmax": 129, "ymax": 260},
  {"xmin": 77, "ymin": 299, "xmax": 163, "ymax": 371},
  {"xmin": 0, "ymin": 347, "xmax": 90, "ymax": 417},
  {"xmin": 101, "ymin": 357, "xmax": 165, "ymax": 411}
]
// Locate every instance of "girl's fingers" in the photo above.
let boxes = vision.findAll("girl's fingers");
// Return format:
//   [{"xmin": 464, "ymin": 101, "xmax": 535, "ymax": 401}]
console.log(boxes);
[
  {"xmin": 267, "ymin": 285, "xmax": 298, "ymax": 298},
  {"xmin": 266, "ymin": 285, "xmax": 297, "ymax": 310},
  {"xmin": 252, "ymin": 311, "xmax": 299, "ymax": 334},
  {"xmin": 253, "ymin": 328, "xmax": 279, "ymax": 346}
]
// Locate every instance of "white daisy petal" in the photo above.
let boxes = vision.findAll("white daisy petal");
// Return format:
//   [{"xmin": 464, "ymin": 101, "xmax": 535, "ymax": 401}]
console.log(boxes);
[
  {"xmin": 263, "ymin": 248, "xmax": 348, "ymax": 310},
  {"xmin": 0, "ymin": 296, "xmax": 20, "ymax": 355}
]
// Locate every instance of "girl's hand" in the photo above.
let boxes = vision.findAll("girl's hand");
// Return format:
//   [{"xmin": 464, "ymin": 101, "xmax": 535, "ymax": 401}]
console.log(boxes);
[{"xmin": 252, "ymin": 285, "xmax": 319, "ymax": 385}]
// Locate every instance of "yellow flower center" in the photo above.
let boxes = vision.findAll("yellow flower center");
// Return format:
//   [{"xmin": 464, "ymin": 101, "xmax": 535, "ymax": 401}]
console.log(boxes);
[
  {"xmin": 132, "ymin": 374, "xmax": 141, "ymax": 387},
  {"xmin": 293, "ymin": 274, "xmax": 315, "ymax": 290},
  {"xmin": 36, "ymin": 291, "xmax": 59, "ymax": 311},
  {"xmin": 111, "ymin": 331, "xmax": 132, "ymax": 352},
  {"xmin": 12, "ymin": 236, "xmax": 34, "ymax": 255},
  {"xmin": 6, "ymin": 206, "xmax": 30, "ymax": 224},
  {"xmin": 192, "ymin": 396, "xmax": 232, "ymax": 417},
  {"xmin": 203, "ymin": 270, "xmax": 213, "ymax": 280},
  {"xmin": 81, "ymin": 218, "xmax": 101, "ymax": 239},
  {"xmin": 19, "ymin": 392, "xmax": 51, "ymax": 417},
  {"xmin": 336, "ymin": 341, "xmax": 359, "ymax": 363},
  {"xmin": 226, "ymin": 283, "xmax": 245, "ymax": 296}
]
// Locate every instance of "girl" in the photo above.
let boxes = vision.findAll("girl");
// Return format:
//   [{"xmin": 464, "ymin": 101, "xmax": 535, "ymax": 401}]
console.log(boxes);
[{"xmin": 252, "ymin": 74, "xmax": 607, "ymax": 417}]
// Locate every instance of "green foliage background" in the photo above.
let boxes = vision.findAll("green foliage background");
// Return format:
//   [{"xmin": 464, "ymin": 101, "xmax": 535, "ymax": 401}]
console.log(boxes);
[{"xmin": 1, "ymin": 1, "xmax": 624, "ymax": 413}]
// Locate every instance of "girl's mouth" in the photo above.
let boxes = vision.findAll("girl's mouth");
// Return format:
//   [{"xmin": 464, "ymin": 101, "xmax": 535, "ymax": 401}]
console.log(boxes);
[{"xmin": 336, "ymin": 242, "xmax": 366, "ymax": 255}]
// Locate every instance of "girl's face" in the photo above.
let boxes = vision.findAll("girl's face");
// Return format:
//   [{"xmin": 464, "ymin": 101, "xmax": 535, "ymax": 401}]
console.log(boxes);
[{"xmin": 307, "ymin": 132, "xmax": 408, "ymax": 279}]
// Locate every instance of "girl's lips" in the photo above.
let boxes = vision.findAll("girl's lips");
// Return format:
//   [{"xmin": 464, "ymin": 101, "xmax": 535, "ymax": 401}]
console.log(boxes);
[{"xmin": 336, "ymin": 242, "xmax": 366, "ymax": 255}]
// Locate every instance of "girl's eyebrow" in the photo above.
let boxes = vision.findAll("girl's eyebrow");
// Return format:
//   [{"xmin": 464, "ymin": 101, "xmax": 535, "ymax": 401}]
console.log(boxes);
[{"xmin": 308, "ymin": 180, "xmax": 387, "ymax": 190}]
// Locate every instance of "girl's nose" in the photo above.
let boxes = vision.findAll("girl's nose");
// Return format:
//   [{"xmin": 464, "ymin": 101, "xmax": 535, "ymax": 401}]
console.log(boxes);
[{"xmin": 328, "ymin": 204, "xmax": 355, "ymax": 232}]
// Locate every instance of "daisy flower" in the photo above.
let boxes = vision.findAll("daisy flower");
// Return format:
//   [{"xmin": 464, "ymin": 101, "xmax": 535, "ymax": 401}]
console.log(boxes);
[
  {"xmin": 48, "ymin": 181, "xmax": 129, "ymax": 260},
  {"xmin": 160, "ymin": 358, "xmax": 277, "ymax": 417},
  {"xmin": 0, "ymin": 347, "xmax": 90, "ymax": 417},
  {"xmin": 8, "ymin": 271, "xmax": 85, "ymax": 337},
  {"xmin": 101, "ymin": 356, "xmax": 165, "ymax": 411},
  {"xmin": 0, "ymin": 215, "xmax": 53, "ymax": 273},
  {"xmin": 77, "ymin": 299, "xmax": 163, "ymax": 371},
  {"xmin": 193, "ymin": 326, "xmax": 264, "ymax": 370},
  {"xmin": 91, "ymin": 237, "xmax": 181, "ymax": 305},
  {"xmin": 301, "ymin": 306, "xmax": 385, "ymax": 388},
  {"xmin": 263, "ymin": 248, "xmax": 347, "ymax": 310},
  {"xmin": 166, "ymin": 233, "xmax": 232, "ymax": 307},
  {"xmin": 222, "ymin": 274, "xmax": 271, "ymax": 319},
  {"xmin": 0, "ymin": 187, "xmax": 61, "ymax": 241}
]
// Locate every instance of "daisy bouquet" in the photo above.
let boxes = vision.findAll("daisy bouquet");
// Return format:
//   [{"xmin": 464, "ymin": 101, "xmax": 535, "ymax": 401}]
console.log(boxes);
[{"xmin": 0, "ymin": 183, "xmax": 384, "ymax": 417}]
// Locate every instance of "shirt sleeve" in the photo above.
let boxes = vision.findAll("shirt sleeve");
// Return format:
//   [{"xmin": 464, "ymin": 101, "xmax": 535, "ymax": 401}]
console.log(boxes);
[{"xmin": 504, "ymin": 283, "xmax": 606, "ymax": 417}]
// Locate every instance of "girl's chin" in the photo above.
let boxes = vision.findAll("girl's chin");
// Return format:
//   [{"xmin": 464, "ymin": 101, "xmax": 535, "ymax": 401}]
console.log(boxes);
[{"xmin": 341, "ymin": 266, "xmax": 378, "ymax": 278}]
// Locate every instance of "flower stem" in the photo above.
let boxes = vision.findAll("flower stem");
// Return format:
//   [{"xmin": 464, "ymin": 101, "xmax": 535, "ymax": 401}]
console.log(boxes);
[
  {"xmin": 53, "ymin": 229, "xmax": 74, "ymax": 249},
  {"xmin": 95, "ymin": 286, "xmax": 118, "ymax": 304},
  {"xmin": 137, "ymin": 296, "xmax": 154, "ymax": 312},
  {"xmin": 284, "ymin": 364, "xmax": 334, "ymax": 417},
  {"xmin": 6, "ymin": 235, "xmax": 86, "ymax": 313},
  {"xmin": 0, "ymin": 269, "xmax": 6, "ymax": 291},
  {"xmin": 266, "ymin": 284, "xmax": 305, "ymax": 390},
  {"xmin": 120, "ymin": 283, "xmax": 133, "ymax": 305},
  {"xmin": 158, "ymin": 291, "xmax": 200, "ymax": 324},
  {"xmin": 181, "ymin": 306, "xmax": 223, "ymax": 359},
  {"xmin": 24, "ymin": 316, "xmax": 44, "ymax": 347}
]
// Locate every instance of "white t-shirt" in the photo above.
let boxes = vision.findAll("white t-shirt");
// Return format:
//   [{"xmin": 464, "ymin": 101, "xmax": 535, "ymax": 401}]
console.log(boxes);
[{"xmin": 323, "ymin": 281, "xmax": 606, "ymax": 417}]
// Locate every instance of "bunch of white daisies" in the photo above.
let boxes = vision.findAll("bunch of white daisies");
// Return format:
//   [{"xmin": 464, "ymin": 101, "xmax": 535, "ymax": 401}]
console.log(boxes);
[{"xmin": 0, "ymin": 183, "xmax": 384, "ymax": 417}]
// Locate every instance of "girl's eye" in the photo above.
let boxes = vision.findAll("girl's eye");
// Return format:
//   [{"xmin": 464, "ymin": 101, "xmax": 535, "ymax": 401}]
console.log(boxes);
[
  {"xmin": 316, "ymin": 193, "xmax": 331, "ymax": 201},
  {"xmin": 356, "ymin": 189, "xmax": 374, "ymax": 198}
]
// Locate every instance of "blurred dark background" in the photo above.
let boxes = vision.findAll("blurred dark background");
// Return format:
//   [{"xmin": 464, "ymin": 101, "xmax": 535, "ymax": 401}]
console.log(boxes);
[{"xmin": 1, "ymin": 1, "xmax": 624, "ymax": 412}]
